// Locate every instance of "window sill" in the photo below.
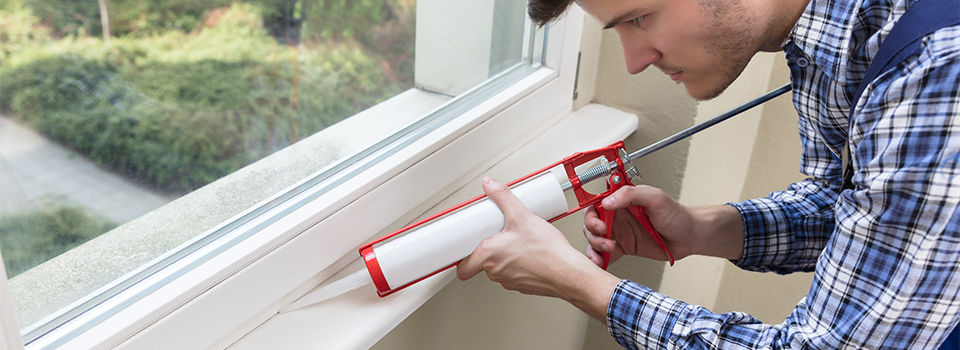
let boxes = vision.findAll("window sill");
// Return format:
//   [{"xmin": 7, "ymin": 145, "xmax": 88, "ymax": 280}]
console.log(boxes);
[{"xmin": 229, "ymin": 103, "xmax": 638, "ymax": 349}]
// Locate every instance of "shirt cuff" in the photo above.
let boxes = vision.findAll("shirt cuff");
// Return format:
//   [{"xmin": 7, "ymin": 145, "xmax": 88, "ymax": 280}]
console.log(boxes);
[
  {"xmin": 606, "ymin": 280, "xmax": 686, "ymax": 350},
  {"xmin": 727, "ymin": 198, "xmax": 787, "ymax": 268}
]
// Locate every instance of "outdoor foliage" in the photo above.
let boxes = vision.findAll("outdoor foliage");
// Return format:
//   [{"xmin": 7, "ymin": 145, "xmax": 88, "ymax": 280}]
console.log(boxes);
[
  {"xmin": 0, "ymin": 201, "xmax": 117, "ymax": 278},
  {"xmin": 0, "ymin": 0, "xmax": 414, "ymax": 278},
  {"xmin": 18, "ymin": 0, "xmax": 235, "ymax": 37},
  {"xmin": 0, "ymin": 2, "xmax": 412, "ymax": 192},
  {"xmin": 13, "ymin": 0, "xmax": 408, "ymax": 42}
]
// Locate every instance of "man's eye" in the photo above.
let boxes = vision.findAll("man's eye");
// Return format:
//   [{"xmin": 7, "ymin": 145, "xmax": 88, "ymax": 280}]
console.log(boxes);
[{"xmin": 629, "ymin": 16, "xmax": 646, "ymax": 26}]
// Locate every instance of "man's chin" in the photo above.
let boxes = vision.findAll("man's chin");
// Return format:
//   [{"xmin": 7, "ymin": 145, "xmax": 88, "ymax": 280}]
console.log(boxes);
[{"xmin": 684, "ymin": 80, "xmax": 731, "ymax": 101}]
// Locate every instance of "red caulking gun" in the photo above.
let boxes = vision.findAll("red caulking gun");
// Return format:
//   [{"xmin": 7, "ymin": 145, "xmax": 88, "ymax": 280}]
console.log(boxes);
[{"xmin": 279, "ymin": 84, "xmax": 792, "ymax": 313}]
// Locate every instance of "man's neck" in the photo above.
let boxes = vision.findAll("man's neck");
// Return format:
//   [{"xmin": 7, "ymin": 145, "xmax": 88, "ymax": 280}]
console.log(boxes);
[{"xmin": 758, "ymin": 0, "xmax": 811, "ymax": 51}]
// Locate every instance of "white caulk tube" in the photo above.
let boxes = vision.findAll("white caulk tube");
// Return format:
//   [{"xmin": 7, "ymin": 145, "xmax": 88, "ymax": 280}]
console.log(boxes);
[{"xmin": 360, "ymin": 172, "xmax": 569, "ymax": 296}]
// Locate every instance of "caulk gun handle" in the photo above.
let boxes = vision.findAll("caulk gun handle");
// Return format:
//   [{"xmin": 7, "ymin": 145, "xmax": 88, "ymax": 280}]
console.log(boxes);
[
  {"xmin": 593, "ymin": 204, "xmax": 676, "ymax": 269},
  {"xmin": 627, "ymin": 206, "xmax": 675, "ymax": 266},
  {"xmin": 594, "ymin": 204, "xmax": 615, "ymax": 270}
]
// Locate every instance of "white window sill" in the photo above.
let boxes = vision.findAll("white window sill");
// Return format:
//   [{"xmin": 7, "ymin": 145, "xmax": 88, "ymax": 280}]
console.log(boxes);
[{"xmin": 229, "ymin": 103, "xmax": 638, "ymax": 349}]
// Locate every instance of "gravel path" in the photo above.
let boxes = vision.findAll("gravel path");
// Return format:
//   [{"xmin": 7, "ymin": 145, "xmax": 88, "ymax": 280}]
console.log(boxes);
[{"xmin": 0, "ymin": 116, "xmax": 172, "ymax": 223}]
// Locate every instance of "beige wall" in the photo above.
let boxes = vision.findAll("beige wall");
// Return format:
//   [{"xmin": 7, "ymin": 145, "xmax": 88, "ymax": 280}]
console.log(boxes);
[
  {"xmin": 375, "ymin": 15, "xmax": 814, "ymax": 350},
  {"xmin": 711, "ymin": 55, "xmax": 814, "ymax": 323}
]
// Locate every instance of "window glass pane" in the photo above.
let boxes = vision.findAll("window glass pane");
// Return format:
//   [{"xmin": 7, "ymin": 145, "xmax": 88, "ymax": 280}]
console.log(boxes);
[{"xmin": 0, "ymin": 0, "xmax": 538, "ymax": 341}]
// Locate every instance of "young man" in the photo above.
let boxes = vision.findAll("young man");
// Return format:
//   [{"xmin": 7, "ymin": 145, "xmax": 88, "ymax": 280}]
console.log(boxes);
[{"xmin": 456, "ymin": 0, "xmax": 960, "ymax": 348}]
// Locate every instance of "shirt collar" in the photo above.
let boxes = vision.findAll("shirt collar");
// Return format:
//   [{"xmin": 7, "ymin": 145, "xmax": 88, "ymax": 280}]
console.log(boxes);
[{"xmin": 781, "ymin": 0, "xmax": 863, "ymax": 83}]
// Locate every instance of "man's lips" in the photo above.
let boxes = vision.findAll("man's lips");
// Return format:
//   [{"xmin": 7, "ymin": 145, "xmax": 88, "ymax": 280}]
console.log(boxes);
[{"xmin": 668, "ymin": 71, "xmax": 684, "ymax": 81}]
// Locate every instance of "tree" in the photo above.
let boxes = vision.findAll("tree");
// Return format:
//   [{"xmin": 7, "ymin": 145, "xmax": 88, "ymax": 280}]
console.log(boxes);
[{"xmin": 97, "ymin": 0, "xmax": 110, "ymax": 43}]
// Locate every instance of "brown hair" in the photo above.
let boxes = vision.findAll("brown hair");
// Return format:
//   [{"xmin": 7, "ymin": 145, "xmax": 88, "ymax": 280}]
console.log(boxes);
[{"xmin": 528, "ymin": 0, "xmax": 576, "ymax": 26}]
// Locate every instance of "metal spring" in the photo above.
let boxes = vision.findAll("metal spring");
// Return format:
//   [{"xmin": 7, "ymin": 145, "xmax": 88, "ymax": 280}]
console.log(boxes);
[{"xmin": 561, "ymin": 163, "xmax": 611, "ymax": 191}]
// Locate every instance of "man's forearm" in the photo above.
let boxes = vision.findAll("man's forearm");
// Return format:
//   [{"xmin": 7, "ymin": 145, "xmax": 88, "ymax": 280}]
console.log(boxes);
[
  {"xmin": 562, "ymin": 264, "xmax": 621, "ymax": 320},
  {"xmin": 690, "ymin": 205, "xmax": 745, "ymax": 260}
]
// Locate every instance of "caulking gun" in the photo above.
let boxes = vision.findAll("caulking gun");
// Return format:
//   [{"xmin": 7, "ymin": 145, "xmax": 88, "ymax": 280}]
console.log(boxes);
[{"xmin": 279, "ymin": 83, "xmax": 792, "ymax": 313}]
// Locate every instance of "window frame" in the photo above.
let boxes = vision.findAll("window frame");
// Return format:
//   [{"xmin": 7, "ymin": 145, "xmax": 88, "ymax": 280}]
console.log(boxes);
[
  {"xmin": 0, "ymin": 260, "xmax": 20, "ymax": 350},
  {"xmin": 6, "ymin": 5, "xmax": 586, "ymax": 349}
]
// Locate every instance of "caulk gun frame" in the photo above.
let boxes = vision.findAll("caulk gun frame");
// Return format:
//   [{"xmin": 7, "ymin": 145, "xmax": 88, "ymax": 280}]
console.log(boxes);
[
  {"xmin": 559, "ymin": 148, "xmax": 640, "ymax": 191},
  {"xmin": 620, "ymin": 148, "xmax": 642, "ymax": 185},
  {"xmin": 560, "ymin": 83, "xmax": 792, "ymax": 192}
]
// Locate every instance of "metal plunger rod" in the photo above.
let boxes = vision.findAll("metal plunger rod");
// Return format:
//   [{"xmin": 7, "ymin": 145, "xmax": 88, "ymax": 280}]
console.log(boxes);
[{"xmin": 561, "ymin": 83, "xmax": 792, "ymax": 191}]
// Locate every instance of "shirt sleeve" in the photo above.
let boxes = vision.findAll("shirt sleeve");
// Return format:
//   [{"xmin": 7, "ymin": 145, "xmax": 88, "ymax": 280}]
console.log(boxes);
[
  {"xmin": 728, "ymin": 178, "xmax": 839, "ymax": 274},
  {"xmin": 607, "ymin": 280, "xmax": 793, "ymax": 349},
  {"xmin": 607, "ymin": 35, "xmax": 960, "ymax": 350}
]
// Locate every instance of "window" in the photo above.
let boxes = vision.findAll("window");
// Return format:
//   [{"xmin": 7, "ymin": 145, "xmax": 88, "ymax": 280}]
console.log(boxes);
[
  {"xmin": 2, "ymin": 0, "xmax": 420, "ymax": 337},
  {"xmin": 0, "ymin": 0, "xmax": 584, "ymax": 348}
]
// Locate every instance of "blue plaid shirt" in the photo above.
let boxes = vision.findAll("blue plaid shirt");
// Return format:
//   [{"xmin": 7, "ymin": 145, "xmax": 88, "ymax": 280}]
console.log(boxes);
[{"xmin": 607, "ymin": 0, "xmax": 960, "ymax": 348}]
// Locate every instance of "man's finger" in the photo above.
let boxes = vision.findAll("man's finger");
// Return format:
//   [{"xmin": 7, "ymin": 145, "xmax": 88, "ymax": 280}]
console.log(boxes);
[
  {"xmin": 457, "ymin": 250, "xmax": 485, "ymax": 280},
  {"xmin": 481, "ymin": 177, "xmax": 530, "ymax": 222},
  {"xmin": 600, "ymin": 185, "xmax": 666, "ymax": 211},
  {"xmin": 584, "ymin": 207, "xmax": 607, "ymax": 235},
  {"xmin": 584, "ymin": 227, "xmax": 615, "ymax": 252}
]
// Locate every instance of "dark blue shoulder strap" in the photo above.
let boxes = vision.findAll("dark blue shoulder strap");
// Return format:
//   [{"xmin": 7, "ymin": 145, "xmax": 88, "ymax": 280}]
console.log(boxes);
[
  {"xmin": 853, "ymin": 0, "xmax": 960, "ymax": 102},
  {"xmin": 841, "ymin": 0, "xmax": 960, "ymax": 190}
]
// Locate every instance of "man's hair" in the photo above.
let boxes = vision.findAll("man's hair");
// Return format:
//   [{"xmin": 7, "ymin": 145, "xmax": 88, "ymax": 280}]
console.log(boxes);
[{"xmin": 528, "ymin": 0, "xmax": 575, "ymax": 26}]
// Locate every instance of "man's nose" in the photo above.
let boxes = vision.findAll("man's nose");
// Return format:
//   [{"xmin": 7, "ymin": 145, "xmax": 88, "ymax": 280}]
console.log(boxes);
[{"xmin": 618, "ymin": 32, "xmax": 661, "ymax": 74}]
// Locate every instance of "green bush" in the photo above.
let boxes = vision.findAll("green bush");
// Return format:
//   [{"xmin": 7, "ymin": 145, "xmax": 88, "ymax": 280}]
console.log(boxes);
[
  {"xmin": 20, "ymin": 0, "xmax": 236, "ymax": 37},
  {"xmin": 303, "ymin": 0, "xmax": 392, "ymax": 41},
  {"xmin": 0, "ymin": 201, "xmax": 116, "ymax": 278},
  {"xmin": 0, "ymin": 4, "xmax": 402, "ymax": 192},
  {"xmin": 18, "ymin": 0, "xmax": 412, "ymax": 47},
  {"xmin": 20, "ymin": 0, "xmax": 102, "ymax": 37},
  {"xmin": 0, "ymin": 8, "xmax": 50, "ymax": 63}
]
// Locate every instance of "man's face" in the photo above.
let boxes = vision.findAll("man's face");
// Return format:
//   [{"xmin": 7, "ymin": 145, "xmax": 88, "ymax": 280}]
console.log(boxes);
[{"xmin": 578, "ymin": 0, "xmax": 761, "ymax": 100}]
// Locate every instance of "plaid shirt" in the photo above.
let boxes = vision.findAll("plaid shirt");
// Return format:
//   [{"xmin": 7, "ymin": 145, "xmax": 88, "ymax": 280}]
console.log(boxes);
[{"xmin": 607, "ymin": 0, "xmax": 960, "ymax": 348}]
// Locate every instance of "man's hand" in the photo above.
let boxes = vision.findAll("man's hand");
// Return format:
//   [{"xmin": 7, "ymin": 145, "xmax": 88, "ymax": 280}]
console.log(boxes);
[
  {"xmin": 456, "ymin": 177, "xmax": 620, "ymax": 320},
  {"xmin": 583, "ymin": 185, "xmax": 746, "ymax": 265}
]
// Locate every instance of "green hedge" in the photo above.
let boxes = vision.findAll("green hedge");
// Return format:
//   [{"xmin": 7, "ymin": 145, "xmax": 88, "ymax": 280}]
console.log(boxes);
[
  {"xmin": 17, "ymin": 0, "xmax": 234, "ymax": 37},
  {"xmin": 1, "ymin": 4, "xmax": 402, "ymax": 192},
  {"xmin": 15, "ymin": 0, "xmax": 410, "ymax": 43},
  {"xmin": 0, "ymin": 201, "xmax": 116, "ymax": 278}
]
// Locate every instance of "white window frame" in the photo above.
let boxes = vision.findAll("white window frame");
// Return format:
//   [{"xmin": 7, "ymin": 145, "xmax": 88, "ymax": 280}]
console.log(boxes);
[
  {"xmin": 0, "ymin": 259, "xmax": 21, "ymax": 350},
  {"xmin": 4, "ymin": 6, "xmax": 587, "ymax": 350}
]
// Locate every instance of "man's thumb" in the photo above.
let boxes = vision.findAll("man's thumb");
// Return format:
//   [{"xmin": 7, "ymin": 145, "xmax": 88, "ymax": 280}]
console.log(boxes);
[{"xmin": 481, "ymin": 177, "xmax": 527, "ymax": 220}]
